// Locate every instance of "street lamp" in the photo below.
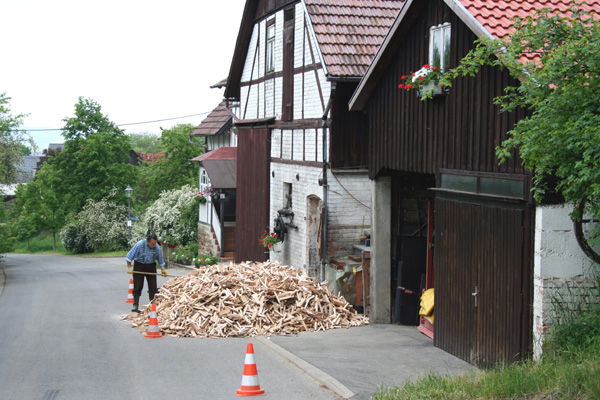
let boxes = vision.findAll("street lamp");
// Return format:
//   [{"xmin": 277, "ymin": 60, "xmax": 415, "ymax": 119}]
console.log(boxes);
[{"xmin": 125, "ymin": 185, "xmax": 133, "ymax": 242}]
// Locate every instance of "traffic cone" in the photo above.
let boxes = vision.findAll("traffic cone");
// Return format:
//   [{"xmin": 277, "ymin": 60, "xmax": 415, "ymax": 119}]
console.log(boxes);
[
  {"xmin": 125, "ymin": 278, "xmax": 134, "ymax": 303},
  {"xmin": 236, "ymin": 343, "xmax": 265, "ymax": 396},
  {"xmin": 144, "ymin": 303, "xmax": 163, "ymax": 338}
]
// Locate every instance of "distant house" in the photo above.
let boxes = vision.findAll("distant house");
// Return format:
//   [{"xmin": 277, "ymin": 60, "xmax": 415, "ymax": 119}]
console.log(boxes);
[
  {"xmin": 190, "ymin": 101, "xmax": 238, "ymax": 262},
  {"xmin": 14, "ymin": 155, "xmax": 43, "ymax": 183},
  {"xmin": 349, "ymin": 0, "xmax": 600, "ymax": 367},
  {"xmin": 128, "ymin": 151, "xmax": 166, "ymax": 166}
]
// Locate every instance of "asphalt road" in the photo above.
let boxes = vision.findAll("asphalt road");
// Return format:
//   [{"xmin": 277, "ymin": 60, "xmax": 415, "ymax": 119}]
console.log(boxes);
[{"xmin": 0, "ymin": 254, "xmax": 338, "ymax": 400}]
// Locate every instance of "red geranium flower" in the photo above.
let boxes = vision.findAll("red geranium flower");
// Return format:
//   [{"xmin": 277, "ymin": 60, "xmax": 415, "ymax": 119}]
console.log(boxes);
[
  {"xmin": 401, "ymin": 75, "xmax": 407, "ymax": 80},
  {"xmin": 398, "ymin": 84, "xmax": 404, "ymax": 89},
  {"xmin": 423, "ymin": 64, "xmax": 430, "ymax": 69},
  {"xmin": 419, "ymin": 76, "xmax": 424, "ymax": 81},
  {"xmin": 405, "ymin": 83, "xmax": 413, "ymax": 89}
]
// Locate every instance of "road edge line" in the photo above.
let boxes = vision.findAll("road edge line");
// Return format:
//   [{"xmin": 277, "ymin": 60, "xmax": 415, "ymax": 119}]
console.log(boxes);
[{"xmin": 256, "ymin": 335, "xmax": 355, "ymax": 400}]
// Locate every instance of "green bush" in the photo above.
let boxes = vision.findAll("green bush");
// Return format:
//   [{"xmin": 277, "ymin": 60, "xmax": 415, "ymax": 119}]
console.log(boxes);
[
  {"xmin": 60, "ymin": 223, "xmax": 94, "ymax": 254},
  {"xmin": 76, "ymin": 189, "xmax": 128, "ymax": 251}
]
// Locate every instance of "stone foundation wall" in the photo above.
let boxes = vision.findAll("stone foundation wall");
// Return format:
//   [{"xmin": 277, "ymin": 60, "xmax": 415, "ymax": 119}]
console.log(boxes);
[
  {"xmin": 533, "ymin": 204, "xmax": 599, "ymax": 359},
  {"xmin": 198, "ymin": 223, "xmax": 218, "ymax": 256}
]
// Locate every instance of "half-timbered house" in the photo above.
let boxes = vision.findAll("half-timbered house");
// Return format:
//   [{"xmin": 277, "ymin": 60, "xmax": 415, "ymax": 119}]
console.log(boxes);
[
  {"xmin": 349, "ymin": 0, "xmax": 600, "ymax": 367},
  {"xmin": 223, "ymin": 0, "xmax": 402, "ymax": 276}
]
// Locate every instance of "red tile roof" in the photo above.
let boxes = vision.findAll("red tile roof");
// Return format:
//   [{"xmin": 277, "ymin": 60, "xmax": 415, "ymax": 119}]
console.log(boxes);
[
  {"xmin": 190, "ymin": 102, "xmax": 234, "ymax": 137},
  {"xmin": 138, "ymin": 152, "xmax": 165, "ymax": 162},
  {"xmin": 459, "ymin": 0, "xmax": 600, "ymax": 40},
  {"xmin": 350, "ymin": 0, "xmax": 600, "ymax": 110},
  {"xmin": 189, "ymin": 146, "xmax": 237, "ymax": 163},
  {"xmin": 305, "ymin": 0, "xmax": 404, "ymax": 77}
]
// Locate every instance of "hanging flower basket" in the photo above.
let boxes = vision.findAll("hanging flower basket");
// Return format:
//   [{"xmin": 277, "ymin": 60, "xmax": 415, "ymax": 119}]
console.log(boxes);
[
  {"xmin": 270, "ymin": 242, "xmax": 283, "ymax": 253},
  {"xmin": 260, "ymin": 230, "xmax": 282, "ymax": 251}
]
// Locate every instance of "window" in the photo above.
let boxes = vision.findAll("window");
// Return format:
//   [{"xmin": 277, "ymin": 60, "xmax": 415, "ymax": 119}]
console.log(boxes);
[
  {"xmin": 266, "ymin": 20, "xmax": 275, "ymax": 73},
  {"xmin": 283, "ymin": 182, "xmax": 292, "ymax": 209},
  {"xmin": 200, "ymin": 169, "xmax": 209, "ymax": 192},
  {"xmin": 429, "ymin": 23, "xmax": 451, "ymax": 71},
  {"xmin": 439, "ymin": 170, "xmax": 525, "ymax": 200}
]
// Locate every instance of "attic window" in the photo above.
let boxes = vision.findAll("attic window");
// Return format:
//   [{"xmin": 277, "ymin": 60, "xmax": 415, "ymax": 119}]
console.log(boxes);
[
  {"xmin": 284, "ymin": 7, "xmax": 294, "ymax": 22},
  {"xmin": 429, "ymin": 23, "xmax": 451, "ymax": 71},
  {"xmin": 266, "ymin": 20, "xmax": 275, "ymax": 74}
]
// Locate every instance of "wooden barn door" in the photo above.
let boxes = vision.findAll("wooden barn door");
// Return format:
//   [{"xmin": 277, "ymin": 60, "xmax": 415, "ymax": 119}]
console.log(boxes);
[
  {"xmin": 235, "ymin": 126, "xmax": 270, "ymax": 263},
  {"xmin": 434, "ymin": 198, "xmax": 529, "ymax": 368}
]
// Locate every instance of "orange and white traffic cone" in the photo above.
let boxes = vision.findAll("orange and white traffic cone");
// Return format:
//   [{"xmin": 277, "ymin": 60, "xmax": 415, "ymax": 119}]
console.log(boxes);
[
  {"xmin": 125, "ymin": 278, "xmax": 134, "ymax": 303},
  {"xmin": 236, "ymin": 343, "xmax": 265, "ymax": 397},
  {"xmin": 144, "ymin": 303, "xmax": 163, "ymax": 338}
]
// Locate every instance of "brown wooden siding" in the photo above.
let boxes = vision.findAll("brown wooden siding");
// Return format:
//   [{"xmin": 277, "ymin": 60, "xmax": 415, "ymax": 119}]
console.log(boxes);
[
  {"xmin": 366, "ymin": 0, "xmax": 527, "ymax": 179},
  {"xmin": 434, "ymin": 196, "xmax": 532, "ymax": 368},
  {"xmin": 235, "ymin": 126, "xmax": 271, "ymax": 263},
  {"xmin": 330, "ymin": 82, "xmax": 370, "ymax": 168},
  {"xmin": 255, "ymin": 0, "xmax": 297, "ymax": 20}
]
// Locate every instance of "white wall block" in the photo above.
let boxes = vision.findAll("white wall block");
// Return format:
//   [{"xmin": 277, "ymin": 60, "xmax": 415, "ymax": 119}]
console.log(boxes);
[{"xmin": 533, "ymin": 203, "xmax": 599, "ymax": 360}]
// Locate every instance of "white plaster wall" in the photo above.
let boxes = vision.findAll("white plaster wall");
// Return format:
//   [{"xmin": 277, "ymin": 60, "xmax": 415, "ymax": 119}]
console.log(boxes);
[
  {"xmin": 327, "ymin": 171, "xmax": 372, "ymax": 227},
  {"xmin": 533, "ymin": 203, "xmax": 599, "ymax": 359},
  {"xmin": 268, "ymin": 163, "xmax": 323, "ymax": 273},
  {"xmin": 294, "ymin": 3, "xmax": 306, "ymax": 69},
  {"xmin": 273, "ymin": 128, "xmax": 327, "ymax": 163},
  {"xmin": 241, "ymin": 25, "xmax": 259, "ymax": 83},
  {"xmin": 267, "ymin": 164, "xmax": 371, "ymax": 275}
]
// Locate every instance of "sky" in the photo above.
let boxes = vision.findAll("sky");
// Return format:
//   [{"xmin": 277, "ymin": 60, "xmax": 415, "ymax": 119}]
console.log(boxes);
[{"xmin": 0, "ymin": 0, "xmax": 246, "ymax": 151}]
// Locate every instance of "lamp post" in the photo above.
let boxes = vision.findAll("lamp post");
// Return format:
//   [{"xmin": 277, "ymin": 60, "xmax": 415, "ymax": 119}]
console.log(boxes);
[{"xmin": 125, "ymin": 185, "xmax": 133, "ymax": 242}]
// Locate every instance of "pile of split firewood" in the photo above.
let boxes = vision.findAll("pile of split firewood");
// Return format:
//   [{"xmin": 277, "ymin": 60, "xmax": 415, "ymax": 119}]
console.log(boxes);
[{"xmin": 122, "ymin": 261, "xmax": 368, "ymax": 338}]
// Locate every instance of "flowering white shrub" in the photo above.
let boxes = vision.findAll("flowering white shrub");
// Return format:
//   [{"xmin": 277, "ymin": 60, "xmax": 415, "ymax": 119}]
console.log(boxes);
[
  {"xmin": 131, "ymin": 185, "xmax": 197, "ymax": 246},
  {"xmin": 76, "ymin": 188, "xmax": 129, "ymax": 251}
]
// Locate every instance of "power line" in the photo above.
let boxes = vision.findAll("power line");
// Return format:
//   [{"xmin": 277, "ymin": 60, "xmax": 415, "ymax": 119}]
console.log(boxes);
[{"xmin": 9, "ymin": 111, "xmax": 211, "ymax": 132}]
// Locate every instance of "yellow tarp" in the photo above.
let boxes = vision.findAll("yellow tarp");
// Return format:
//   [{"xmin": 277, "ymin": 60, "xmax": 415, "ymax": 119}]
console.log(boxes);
[{"xmin": 419, "ymin": 288, "xmax": 434, "ymax": 317}]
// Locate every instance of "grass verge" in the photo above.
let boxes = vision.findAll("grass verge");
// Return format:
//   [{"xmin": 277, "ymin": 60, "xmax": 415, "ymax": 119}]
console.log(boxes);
[
  {"xmin": 373, "ymin": 341, "xmax": 600, "ymax": 399},
  {"xmin": 10, "ymin": 233, "xmax": 126, "ymax": 257}
]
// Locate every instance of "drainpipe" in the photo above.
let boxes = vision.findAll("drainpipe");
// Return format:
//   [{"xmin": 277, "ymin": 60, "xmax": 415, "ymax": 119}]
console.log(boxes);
[{"xmin": 321, "ymin": 82, "xmax": 336, "ymax": 282}]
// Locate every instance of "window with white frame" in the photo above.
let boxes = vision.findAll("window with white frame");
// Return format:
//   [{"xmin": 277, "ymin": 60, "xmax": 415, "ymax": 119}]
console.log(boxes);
[
  {"xmin": 200, "ymin": 169, "xmax": 209, "ymax": 192},
  {"xmin": 429, "ymin": 23, "xmax": 451, "ymax": 71},
  {"xmin": 266, "ymin": 20, "xmax": 275, "ymax": 73}
]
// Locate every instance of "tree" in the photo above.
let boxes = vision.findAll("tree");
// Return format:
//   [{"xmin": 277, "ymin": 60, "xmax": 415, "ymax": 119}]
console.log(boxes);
[
  {"xmin": 0, "ymin": 93, "xmax": 31, "ymax": 184},
  {"xmin": 439, "ymin": 3, "xmax": 600, "ymax": 242},
  {"xmin": 133, "ymin": 124, "xmax": 202, "ymax": 207},
  {"xmin": 42, "ymin": 97, "xmax": 137, "ymax": 213},
  {"xmin": 128, "ymin": 132, "xmax": 164, "ymax": 153},
  {"xmin": 12, "ymin": 169, "xmax": 67, "ymax": 251}
]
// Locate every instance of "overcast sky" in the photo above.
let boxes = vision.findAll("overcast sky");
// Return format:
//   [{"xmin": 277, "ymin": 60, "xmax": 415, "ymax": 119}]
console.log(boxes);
[{"xmin": 0, "ymin": 0, "xmax": 245, "ymax": 150}]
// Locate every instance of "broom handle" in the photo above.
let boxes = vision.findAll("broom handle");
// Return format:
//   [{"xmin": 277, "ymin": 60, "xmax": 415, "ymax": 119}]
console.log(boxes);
[{"xmin": 132, "ymin": 270, "xmax": 181, "ymax": 278}]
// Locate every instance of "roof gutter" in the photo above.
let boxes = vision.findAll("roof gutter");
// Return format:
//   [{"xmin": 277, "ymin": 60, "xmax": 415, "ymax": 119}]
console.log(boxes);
[{"xmin": 320, "ymin": 81, "xmax": 336, "ymax": 282}]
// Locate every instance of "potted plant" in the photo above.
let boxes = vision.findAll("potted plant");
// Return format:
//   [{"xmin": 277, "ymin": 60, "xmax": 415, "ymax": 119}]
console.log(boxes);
[
  {"xmin": 191, "ymin": 186, "xmax": 217, "ymax": 204},
  {"xmin": 193, "ymin": 254, "xmax": 221, "ymax": 267},
  {"xmin": 260, "ymin": 230, "xmax": 282, "ymax": 252},
  {"xmin": 397, "ymin": 64, "xmax": 448, "ymax": 98}
]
